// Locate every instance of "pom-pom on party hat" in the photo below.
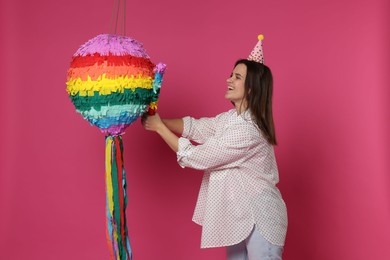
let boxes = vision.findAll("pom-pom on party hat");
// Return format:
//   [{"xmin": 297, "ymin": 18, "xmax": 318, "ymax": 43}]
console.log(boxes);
[{"xmin": 248, "ymin": 34, "xmax": 265, "ymax": 64}]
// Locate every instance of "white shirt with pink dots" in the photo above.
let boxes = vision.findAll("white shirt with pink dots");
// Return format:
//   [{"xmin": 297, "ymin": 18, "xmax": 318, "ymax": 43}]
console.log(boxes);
[{"xmin": 177, "ymin": 109, "xmax": 287, "ymax": 248}]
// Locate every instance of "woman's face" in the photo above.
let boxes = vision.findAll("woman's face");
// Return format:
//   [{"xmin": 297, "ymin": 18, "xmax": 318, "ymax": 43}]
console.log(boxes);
[{"xmin": 225, "ymin": 63, "xmax": 247, "ymax": 111}]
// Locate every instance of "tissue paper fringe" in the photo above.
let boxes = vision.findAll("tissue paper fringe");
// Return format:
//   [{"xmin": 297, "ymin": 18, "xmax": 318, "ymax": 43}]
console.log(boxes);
[
  {"xmin": 66, "ymin": 74, "xmax": 153, "ymax": 96},
  {"xmin": 76, "ymin": 34, "xmax": 149, "ymax": 58},
  {"xmin": 69, "ymin": 54, "xmax": 154, "ymax": 69},
  {"xmin": 103, "ymin": 124, "xmax": 131, "ymax": 136},
  {"xmin": 83, "ymin": 110, "xmax": 143, "ymax": 129},
  {"xmin": 78, "ymin": 104, "xmax": 148, "ymax": 118},
  {"xmin": 69, "ymin": 88, "xmax": 156, "ymax": 111},
  {"xmin": 68, "ymin": 62, "xmax": 154, "ymax": 81}
]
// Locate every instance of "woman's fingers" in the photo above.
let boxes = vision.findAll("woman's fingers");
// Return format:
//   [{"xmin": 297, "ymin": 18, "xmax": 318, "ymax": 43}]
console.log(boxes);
[{"xmin": 142, "ymin": 113, "xmax": 162, "ymax": 132}]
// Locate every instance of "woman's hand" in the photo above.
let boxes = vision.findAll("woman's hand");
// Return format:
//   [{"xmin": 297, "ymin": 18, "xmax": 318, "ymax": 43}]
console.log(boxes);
[
  {"xmin": 141, "ymin": 112, "xmax": 179, "ymax": 152},
  {"xmin": 141, "ymin": 113, "xmax": 164, "ymax": 133}
]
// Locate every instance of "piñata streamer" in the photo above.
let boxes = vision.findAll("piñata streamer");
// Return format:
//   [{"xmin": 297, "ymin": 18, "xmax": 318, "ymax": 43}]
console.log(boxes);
[{"xmin": 106, "ymin": 135, "xmax": 131, "ymax": 260}]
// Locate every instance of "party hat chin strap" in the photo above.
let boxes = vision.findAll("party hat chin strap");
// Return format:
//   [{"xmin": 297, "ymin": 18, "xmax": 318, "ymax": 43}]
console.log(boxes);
[{"xmin": 105, "ymin": 135, "xmax": 132, "ymax": 260}]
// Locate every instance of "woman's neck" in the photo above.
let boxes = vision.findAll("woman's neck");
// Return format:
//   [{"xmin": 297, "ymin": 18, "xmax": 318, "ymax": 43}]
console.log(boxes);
[{"xmin": 234, "ymin": 100, "xmax": 248, "ymax": 114}]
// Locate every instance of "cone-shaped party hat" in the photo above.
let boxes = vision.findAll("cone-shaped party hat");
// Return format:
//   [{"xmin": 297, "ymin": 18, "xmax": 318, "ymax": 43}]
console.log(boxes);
[{"xmin": 248, "ymin": 34, "xmax": 265, "ymax": 64}]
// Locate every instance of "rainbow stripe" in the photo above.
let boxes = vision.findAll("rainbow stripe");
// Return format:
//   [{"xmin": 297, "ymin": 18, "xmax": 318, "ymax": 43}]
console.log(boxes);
[{"xmin": 66, "ymin": 34, "xmax": 166, "ymax": 135}]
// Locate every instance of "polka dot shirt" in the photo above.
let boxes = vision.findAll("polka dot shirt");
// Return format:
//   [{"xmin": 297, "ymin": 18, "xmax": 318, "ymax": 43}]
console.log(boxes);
[{"xmin": 177, "ymin": 109, "xmax": 287, "ymax": 248}]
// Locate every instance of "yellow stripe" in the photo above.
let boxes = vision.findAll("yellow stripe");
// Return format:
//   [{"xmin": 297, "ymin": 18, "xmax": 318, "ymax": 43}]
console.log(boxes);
[
  {"xmin": 66, "ymin": 73, "xmax": 153, "ymax": 96},
  {"xmin": 106, "ymin": 138, "xmax": 114, "ymax": 215}
]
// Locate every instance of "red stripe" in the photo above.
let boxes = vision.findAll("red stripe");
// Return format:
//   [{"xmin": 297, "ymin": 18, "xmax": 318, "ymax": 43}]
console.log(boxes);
[{"xmin": 70, "ymin": 53, "xmax": 155, "ymax": 70}]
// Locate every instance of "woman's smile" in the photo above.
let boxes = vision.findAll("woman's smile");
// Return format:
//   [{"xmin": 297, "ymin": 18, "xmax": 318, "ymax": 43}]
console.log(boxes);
[{"xmin": 225, "ymin": 63, "xmax": 248, "ymax": 112}]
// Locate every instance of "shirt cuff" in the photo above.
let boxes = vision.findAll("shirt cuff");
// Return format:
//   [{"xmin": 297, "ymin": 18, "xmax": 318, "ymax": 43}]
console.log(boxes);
[
  {"xmin": 182, "ymin": 116, "xmax": 192, "ymax": 138},
  {"xmin": 177, "ymin": 137, "xmax": 193, "ymax": 168}
]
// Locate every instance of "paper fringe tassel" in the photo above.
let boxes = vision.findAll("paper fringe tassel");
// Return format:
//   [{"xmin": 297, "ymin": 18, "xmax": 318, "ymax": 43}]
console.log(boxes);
[{"xmin": 105, "ymin": 135, "xmax": 132, "ymax": 260}]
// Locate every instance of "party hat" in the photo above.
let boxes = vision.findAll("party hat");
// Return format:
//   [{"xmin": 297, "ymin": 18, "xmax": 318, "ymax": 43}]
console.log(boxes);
[{"xmin": 248, "ymin": 34, "xmax": 265, "ymax": 64}]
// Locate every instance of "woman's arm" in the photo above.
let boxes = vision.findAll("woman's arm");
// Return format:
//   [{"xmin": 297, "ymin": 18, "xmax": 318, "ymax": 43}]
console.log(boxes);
[
  {"xmin": 177, "ymin": 123, "xmax": 254, "ymax": 171},
  {"xmin": 162, "ymin": 118, "xmax": 183, "ymax": 135},
  {"xmin": 142, "ymin": 113, "xmax": 179, "ymax": 152}
]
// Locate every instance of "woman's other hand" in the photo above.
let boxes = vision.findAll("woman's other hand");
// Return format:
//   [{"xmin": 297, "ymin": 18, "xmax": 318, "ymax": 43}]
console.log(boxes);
[{"xmin": 142, "ymin": 113, "xmax": 164, "ymax": 133}]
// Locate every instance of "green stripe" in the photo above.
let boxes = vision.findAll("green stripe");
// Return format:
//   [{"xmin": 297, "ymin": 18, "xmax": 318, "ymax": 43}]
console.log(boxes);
[{"xmin": 69, "ymin": 88, "xmax": 160, "ymax": 111}]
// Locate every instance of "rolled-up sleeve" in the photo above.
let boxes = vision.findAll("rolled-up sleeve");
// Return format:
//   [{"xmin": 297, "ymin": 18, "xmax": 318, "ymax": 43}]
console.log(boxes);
[
  {"xmin": 177, "ymin": 123, "xmax": 253, "ymax": 171},
  {"xmin": 182, "ymin": 114, "xmax": 224, "ymax": 144},
  {"xmin": 177, "ymin": 137, "xmax": 193, "ymax": 168}
]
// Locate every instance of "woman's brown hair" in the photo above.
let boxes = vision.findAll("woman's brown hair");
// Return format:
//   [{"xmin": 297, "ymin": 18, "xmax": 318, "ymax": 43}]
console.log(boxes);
[{"xmin": 235, "ymin": 59, "xmax": 277, "ymax": 145}]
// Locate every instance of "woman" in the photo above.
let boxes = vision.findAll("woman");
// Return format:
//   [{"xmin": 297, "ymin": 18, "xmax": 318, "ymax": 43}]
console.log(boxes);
[{"xmin": 142, "ymin": 59, "xmax": 288, "ymax": 260}]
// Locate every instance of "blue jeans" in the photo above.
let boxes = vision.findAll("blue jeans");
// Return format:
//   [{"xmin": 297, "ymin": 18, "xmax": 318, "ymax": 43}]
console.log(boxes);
[{"xmin": 226, "ymin": 227, "xmax": 283, "ymax": 260}]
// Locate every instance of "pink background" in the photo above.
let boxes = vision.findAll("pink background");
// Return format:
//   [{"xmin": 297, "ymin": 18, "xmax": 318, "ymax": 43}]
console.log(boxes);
[{"xmin": 1, "ymin": 0, "xmax": 389, "ymax": 259}]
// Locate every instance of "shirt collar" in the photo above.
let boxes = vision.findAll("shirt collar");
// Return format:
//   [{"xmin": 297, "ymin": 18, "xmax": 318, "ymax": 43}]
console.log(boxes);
[{"xmin": 231, "ymin": 109, "xmax": 252, "ymax": 121}]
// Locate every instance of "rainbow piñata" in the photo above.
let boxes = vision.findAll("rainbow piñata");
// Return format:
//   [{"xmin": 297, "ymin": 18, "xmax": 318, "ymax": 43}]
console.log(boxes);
[
  {"xmin": 65, "ymin": 34, "xmax": 166, "ymax": 260},
  {"xmin": 66, "ymin": 34, "xmax": 166, "ymax": 135}
]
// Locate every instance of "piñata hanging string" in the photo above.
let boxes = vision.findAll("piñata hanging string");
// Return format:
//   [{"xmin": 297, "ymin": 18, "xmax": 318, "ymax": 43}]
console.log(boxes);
[{"xmin": 110, "ymin": 0, "xmax": 126, "ymax": 36}]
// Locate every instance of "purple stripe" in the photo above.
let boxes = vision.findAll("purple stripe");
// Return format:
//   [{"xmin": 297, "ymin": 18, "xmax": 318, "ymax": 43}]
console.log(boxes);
[
  {"xmin": 74, "ymin": 34, "xmax": 150, "ymax": 58},
  {"xmin": 100, "ymin": 124, "xmax": 131, "ymax": 136}
]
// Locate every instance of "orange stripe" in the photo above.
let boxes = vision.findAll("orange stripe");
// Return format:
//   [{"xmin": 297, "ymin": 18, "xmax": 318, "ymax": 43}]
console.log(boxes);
[{"xmin": 67, "ymin": 61, "xmax": 154, "ymax": 81}]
